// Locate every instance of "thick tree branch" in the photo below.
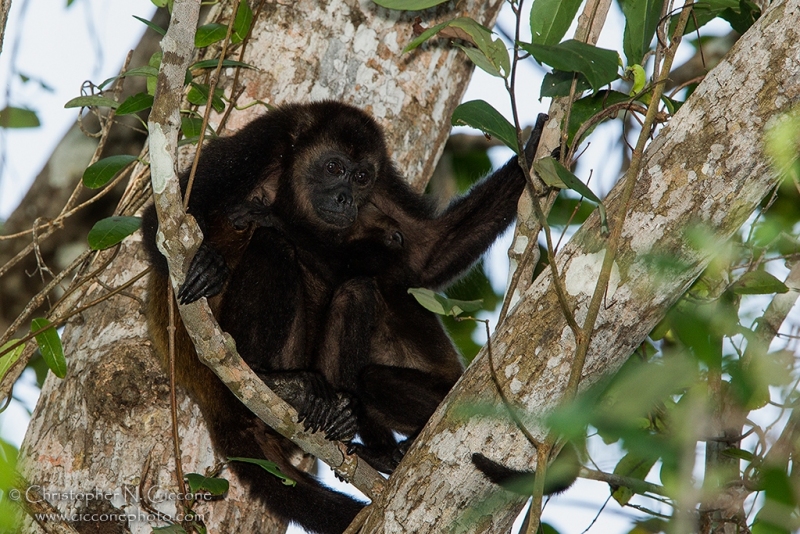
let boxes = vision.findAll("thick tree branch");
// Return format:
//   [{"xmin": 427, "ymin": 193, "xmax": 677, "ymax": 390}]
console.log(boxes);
[{"xmin": 362, "ymin": 1, "xmax": 800, "ymax": 531}]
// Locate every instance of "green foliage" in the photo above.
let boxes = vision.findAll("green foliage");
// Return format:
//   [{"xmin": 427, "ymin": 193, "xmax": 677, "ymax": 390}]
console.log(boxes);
[
  {"xmin": 0, "ymin": 439, "xmax": 20, "ymax": 533},
  {"xmin": 187, "ymin": 83, "xmax": 226, "ymax": 113},
  {"xmin": 0, "ymin": 106, "xmax": 40, "ymax": 128},
  {"xmin": 116, "ymin": 93, "xmax": 155, "ymax": 116},
  {"xmin": 408, "ymin": 288, "xmax": 483, "ymax": 317},
  {"xmin": 673, "ymin": 0, "xmax": 761, "ymax": 35},
  {"xmin": 87, "ymin": 216, "xmax": 142, "ymax": 250},
  {"xmin": 184, "ymin": 473, "xmax": 229, "ymax": 496},
  {"xmin": 195, "ymin": 24, "xmax": 228, "ymax": 48},
  {"xmin": 0, "ymin": 341, "xmax": 24, "ymax": 385},
  {"xmin": 529, "ymin": 0, "xmax": 583, "ymax": 45},
  {"xmin": 451, "ymin": 100, "xmax": 519, "ymax": 153},
  {"xmin": 31, "ymin": 318, "xmax": 66, "ymax": 379},
  {"xmin": 64, "ymin": 95, "xmax": 119, "ymax": 109},
  {"xmin": 133, "ymin": 15, "xmax": 166, "ymax": 36},
  {"xmin": 232, "ymin": 0, "xmax": 254, "ymax": 44},
  {"xmin": 82, "ymin": 155, "xmax": 138, "ymax": 189},
  {"xmin": 618, "ymin": 0, "xmax": 664, "ymax": 66},
  {"xmin": 405, "ymin": 18, "xmax": 509, "ymax": 78},
  {"xmin": 520, "ymin": 40, "xmax": 620, "ymax": 93},
  {"xmin": 372, "ymin": 0, "xmax": 448, "ymax": 9},
  {"xmin": 533, "ymin": 157, "xmax": 607, "ymax": 231},
  {"xmin": 227, "ymin": 457, "xmax": 296, "ymax": 486}
]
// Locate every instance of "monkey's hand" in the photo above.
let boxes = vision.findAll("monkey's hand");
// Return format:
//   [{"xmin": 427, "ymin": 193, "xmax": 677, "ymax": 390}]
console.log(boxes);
[
  {"xmin": 178, "ymin": 242, "xmax": 230, "ymax": 304},
  {"xmin": 321, "ymin": 393, "xmax": 358, "ymax": 443},
  {"xmin": 229, "ymin": 197, "xmax": 282, "ymax": 231},
  {"xmin": 260, "ymin": 371, "xmax": 356, "ymax": 442}
]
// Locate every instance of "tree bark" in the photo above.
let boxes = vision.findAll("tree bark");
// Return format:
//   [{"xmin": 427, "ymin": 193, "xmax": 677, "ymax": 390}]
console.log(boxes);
[
  {"xmin": 18, "ymin": 0, "xmax": 506, "ymax": 532},
  {"xmin": 360, "ymin": 0, "xmax": 800, "ymax": 531}
]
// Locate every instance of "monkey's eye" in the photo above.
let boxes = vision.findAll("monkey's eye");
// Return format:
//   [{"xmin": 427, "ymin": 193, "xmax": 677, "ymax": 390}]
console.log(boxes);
[
  {"xmin": 391, "ymin": 231, "xmax": 404, "ymax": 247},
  {"xmin": 325, "ymin": 160, "xmax": 345, "ymax": 176},
  {"xmin": 353, "ymin": 171, "xmax": 370, "ymax": 186}
]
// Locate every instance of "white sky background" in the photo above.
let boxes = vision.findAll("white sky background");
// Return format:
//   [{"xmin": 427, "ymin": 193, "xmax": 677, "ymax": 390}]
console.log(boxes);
[{"xmin": 0, "ymin": 1, "xmax": 767, "ymax": 533}]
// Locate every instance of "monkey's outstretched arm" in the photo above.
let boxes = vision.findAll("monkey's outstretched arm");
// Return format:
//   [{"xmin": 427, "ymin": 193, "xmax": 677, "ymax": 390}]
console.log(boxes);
[{"xmin": 416, "ymin": 113, "xmax": 549, "ymax": 289}]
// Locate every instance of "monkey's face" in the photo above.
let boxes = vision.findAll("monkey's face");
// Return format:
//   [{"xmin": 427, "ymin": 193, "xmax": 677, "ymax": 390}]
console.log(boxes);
[{"xmin": 297, "ymin": 149, "xmax": 377, "ymax": 230}]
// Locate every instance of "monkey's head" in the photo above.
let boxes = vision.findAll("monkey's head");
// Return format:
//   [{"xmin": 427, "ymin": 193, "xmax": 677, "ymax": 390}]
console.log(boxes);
[{"xmin": 276, "ymin": 101, "xmax": 394, "ymax": 235}]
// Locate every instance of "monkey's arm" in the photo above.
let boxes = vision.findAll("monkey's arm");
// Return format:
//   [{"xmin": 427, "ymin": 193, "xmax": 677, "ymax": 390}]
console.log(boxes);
[
  {"xmin": 413, "ymin": 113, "xmax": 548, "ymax": 289},
  {"xmin": 178, "ymin": 196, "xmax": 282, "ymax": 304}
]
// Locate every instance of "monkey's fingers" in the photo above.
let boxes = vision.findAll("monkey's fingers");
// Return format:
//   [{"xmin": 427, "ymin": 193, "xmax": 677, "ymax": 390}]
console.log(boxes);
[
  {"xmin": 299, "ymin": 397, "xmax": 330, "ymax": 434},
  {"xmin": 324, "ymin": 411, "xmax": 358, "ymax": 442},
  {"xmin": 323, "ymin": 395, "xmax": 358, "ymax": 442},
  {"xmin": 177, "ymin": 243, "xmax": 230, "ymax": 304}
]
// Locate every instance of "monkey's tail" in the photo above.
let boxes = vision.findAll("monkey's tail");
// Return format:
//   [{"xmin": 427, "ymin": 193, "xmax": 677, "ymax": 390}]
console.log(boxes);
[
  {"xmin": 210, "ymin": 403, "xmax": 365, "ymax": 534},
  {"xmin": 472, "ymin": 449, "xmax": 579, "ymax": 496}
]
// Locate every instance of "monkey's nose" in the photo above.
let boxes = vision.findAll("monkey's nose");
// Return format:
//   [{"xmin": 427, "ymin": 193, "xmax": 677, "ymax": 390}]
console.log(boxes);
[{"xmin": 336, "ymin": 191, "xmax": 353, "ymax": 207}]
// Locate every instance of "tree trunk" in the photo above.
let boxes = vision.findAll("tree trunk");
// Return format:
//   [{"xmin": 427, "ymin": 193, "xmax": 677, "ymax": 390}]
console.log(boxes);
[
  {"xmin": 360, "ymin": 0, "xmax": 800, "ymax": 531},
  {"xmin": 18, "ymin": 0, "xmax": 505, "ymax": 532}
]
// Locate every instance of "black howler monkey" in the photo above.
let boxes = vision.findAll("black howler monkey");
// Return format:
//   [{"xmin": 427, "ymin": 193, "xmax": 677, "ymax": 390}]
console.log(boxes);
[{"xmin": 142, "ymin": 101, "xmax": 544, "ymax": 533}]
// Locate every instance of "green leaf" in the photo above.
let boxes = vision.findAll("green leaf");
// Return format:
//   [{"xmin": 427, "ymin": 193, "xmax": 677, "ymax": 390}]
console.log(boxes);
[
  {"xmin": 133, "ymin": 15, "xmax": 166, "ymax": 36},
  {"xmin": 64, "ymin": 95, "xmax": 119, "ymax": 109},
  {"xmin": 152, "ymin": 526, "xmax": 187, "ymax": 534},
  {"xmin": 372, "ymin": 0, "xmax": 448, "ymax": 9},
  {"xmin": 529, "ymin": 0, "xmax": 583, "ymax": 45},
  {"xmin": 611, "ymin": 452, "xmax": 657, "ymax": 505},
  {"xmin": 720, "ymin": 0, "xmax": 761, "ymax": 34},
  {"xmin": 195, "ymin": 23, "xmax": 228, "ymax": 48},
  {"xmin": 184, "ymin": 473, "xmax": 229, "ymax": 496},
  {"xmin": 187, "ymin": 83, "xmax": 226, "ymax": 113},
  {"xmin": 181, "ymin": 116, "xmax": 206, "ymax": 138},
  {"xmin": 404, "ymin": 18, "xmax": 509, "ymax": 78},
  {"xmin": 672, "ymin": 0, "xmax": 738, "ymax": 34},
  {"xmin": 731, "ymin": 271, "xmax": 789, "ymax": 295},
  {"xmin": 83, "ymin": 155, "xmax": 138, "ymax": 189},
  {"xmin": 533, "ymin": 157, "xmax": 608, "ymax": 232},
  {"xmin": 454, "ymin": 44, "xmax": 503, "ymax": 78},
  {"xmin": 87, "ymin": 216, "xmax": 142, "ymax": 250},
  {"xmin": 0, "ymin": 341, "xmax": 25, "ymax": 383},
  {"xmin": 567, "ymin": 90, "xmax": 631, "ymax": 144},
  {"xmin": 228, "ymin": 457, "xmax": 296, "ymax": 486},
  {"xmin": 116, "ymin": 93, "xmax": 154, "ymax": 116},
  {"xmin": 540, "ymin": 70, "xmax": 592, "ymax": 98},
  {"xmin": 150, "ymin": 0, "xmax": 169, "ymax": 7},
  {"xmin": 721, "ymin": 447, "xmax": 755, "ymax": 462},
  {"xmin": 618, "ymin": 0, "xmax": 664, "ymax": 66},
  {"xmin": 0, "ymin": 106, "xmax": 40, "ymax": 128},
  {"xmin": 520, "ymin": 39, "xmax": 620, "ymax": 92},
  {"xmin": 123, "ymin": 65, "xmax": 161, "ymax": 79},
  {"xmin": 232, "ymin": 0, "xmax": 253, "ymax": 44},
  {"xmin": 451, "ymin": 100, "xmax": 519, "ymax": 154},
  {"xmin": 408, "ymin": 288, "xmax": 482, "ymax": 317},
  {"xmin": 191, "ymin": 59, "xmax": 254, "ymax": 71},
  {"xmin": 31, "ymin": 318, "xmax": 66, "ymax": 379}
]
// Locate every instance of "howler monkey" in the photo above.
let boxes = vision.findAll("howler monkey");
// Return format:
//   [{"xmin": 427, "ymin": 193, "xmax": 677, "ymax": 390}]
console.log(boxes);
[{"xmin": 142, "ymin": 101, "xmax": 544, "ymax": 533}]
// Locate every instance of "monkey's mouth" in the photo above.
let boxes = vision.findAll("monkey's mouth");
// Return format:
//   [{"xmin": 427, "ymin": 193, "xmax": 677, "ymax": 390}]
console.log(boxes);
[{"xmin": 316, "ymin": 207, "xmax": 357, "ymax": 228}]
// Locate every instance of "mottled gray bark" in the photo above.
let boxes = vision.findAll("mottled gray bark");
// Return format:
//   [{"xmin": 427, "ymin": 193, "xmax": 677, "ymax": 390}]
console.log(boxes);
[{"xmin": 360, "ymin": 1, "xmax": 800, "ymax": 532}]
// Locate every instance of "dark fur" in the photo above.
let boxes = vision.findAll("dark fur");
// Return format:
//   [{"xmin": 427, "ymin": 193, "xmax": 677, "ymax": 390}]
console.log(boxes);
[
  {"xmin": 472, "ymin": 444, "xmax": 580, "ymax": 496},
  {"xmin": 142, "ymin": 101, "xmax": 544, "ymax": 532}
]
